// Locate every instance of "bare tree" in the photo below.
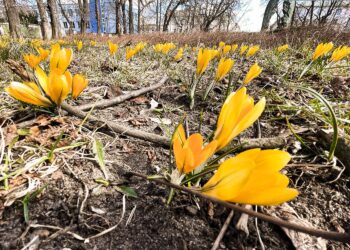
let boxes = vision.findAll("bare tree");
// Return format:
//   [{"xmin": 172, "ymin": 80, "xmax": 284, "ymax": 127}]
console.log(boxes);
[
  {"xmin": 162, "ymin": 0, "xmax": 188, "ymax": 32},
  {"xmin": 138, "ymin": 0, "xmax": 141, "ymax": 33},
  {"xmin": 129, "ymin": 0, "xmax": 134, "ymax": 33},
  {"xmin": 121, "ymin": 0, "xmax": 127, "ymax": 33},
  {"xmin": 115, "ymin": 0, "xmax": 121, "ymax": 34},
  {"xmin": 47, "ymin": 0, "xmax": 61, "ymax": 39},
  {"xmin": 77, "ymin": 0, "xmax": 89, "ymax": 33},
  {"xmin": 36, "ymin": 0, "xmax": 50, "ymax": 40},
  {"xmin": 261, "ymin": 0, "xmax": 279, "ymax": 31},
  {"xmin": 95, "ymin": 0, "xmax": 101, "ymax": 33},
  {"xmin": 3, "ymin": 0, "xmax": 21, "ymax": 38},
  {"xmin": 58, "ymin": 0, "xmax": 73, "ymax": 34}
]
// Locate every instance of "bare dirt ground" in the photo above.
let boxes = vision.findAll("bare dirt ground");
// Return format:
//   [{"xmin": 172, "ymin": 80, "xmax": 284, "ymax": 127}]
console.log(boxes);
[{"xmin": 0, "ymin": 29, "xmax": 349, "ymax": 249}]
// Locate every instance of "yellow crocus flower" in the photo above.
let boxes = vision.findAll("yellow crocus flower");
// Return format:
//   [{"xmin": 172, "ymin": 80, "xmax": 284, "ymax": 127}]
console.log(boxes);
[
  {"xmin": 36, "ymin": 47, "xmax": 50, "ymax": 61},
  {"xmin": 330, "ymin": 45, "xmax": 350, "ymax": 62},
  {"xmin": 72, "ymin": 74, "xmax": 89, "ymax": 99},
  {"xmin": 173, "ymin": 124, "xmax": 218, "ymax": 174},
  {"xmin": 243, "ymin": 63, "xmax": 262, "ymax": 84},
  {"xmin": 196, "ymin": 48, "xmax": 213, "ymax": 76},
  {"xmin": 90, "ymin": 41, "xmax": 97, "ymax": 46},
  {"xmin": 219, "ymin": 41, "xmax": 225, "ymax": 48},
  {"xmin": 35, "ymin": 67, "xmax": 71, "ymax": 106},
  {"xmin": 202, "ymin": 148, "xmax": 298, "ymax": 205},
  {"xmin": 126, "ymin": 47, "xmax": 137, "ymax": 60},
  {"xmin": 23, "ymin": 53, "xmax": 41, "ymax": 69},
  {"xmin": 50, "ymin": 45, "xmax": 73, "ymax": 74},
  {"xmin": 240, "ymin": 45, "xmax": 248, "ymax": 55},
  {"xmin": 174, "ymin": 48, "xmax": 184, "ymax": 61},
  {"xmin": 231, "ymin": 44, "xmax": 238, "ymax": 52},
  {"xmin": 222, "ymin": 45, "xmax": 231, "ymax": 55},
  {"xmin": 277, "ymin": 44, "xmax": 289, "ymax": 53},
  {"xmin": 5, "ymin": 81, "xmax": 52, "ymax": 107},
  {"xmin": 108, "ymin": 41, "xmax": 118, "ymax": 55},
  {"xmin": 312, "ymin": 42, "xmax": 333, "ymax": 61},
  {"xmin": 213, "ymin": 87, "xmax": 265, "ymax": 150},
  {"xmin": 77, "ymin": 41, "xmax": 83, "ymax": 51},
  {"xmin": 246, "ymin": 45, "xmax": 260, "ymax": 57},
  {"xmin": 215, "ymin": 58, "xmax": 234, "ymax": 81}
]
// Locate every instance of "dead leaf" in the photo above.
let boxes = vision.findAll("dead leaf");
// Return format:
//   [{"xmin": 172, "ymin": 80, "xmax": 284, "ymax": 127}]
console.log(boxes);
[
  {"xmin": 263, "ymin": 203, "xmax": 327, "ymax": 250},
  {"xmin": 3, "ymin": 124, "xmax": 18, "ymax": 146},
  {"xmin": 131, "ymin": 96, "xmax": 148, "ymax": 104}
]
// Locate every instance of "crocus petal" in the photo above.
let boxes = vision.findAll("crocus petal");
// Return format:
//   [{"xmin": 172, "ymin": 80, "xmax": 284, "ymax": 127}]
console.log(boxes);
[
  {"xmin": 72, "ymin": 74, "xmax": 88, "ymax": 99},
  {"xmin": 35, "ymin": 67, "xmax": 49, "ymax": 95},
  {"xmin": 6, "ymin": 82, "xmax": 52, "ymax": 107}
]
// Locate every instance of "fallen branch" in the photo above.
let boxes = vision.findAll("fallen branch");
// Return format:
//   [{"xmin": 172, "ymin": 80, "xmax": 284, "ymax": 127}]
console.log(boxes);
[
  {"xmin": 211, "ymin": 210, "xmax": 234, "ymax": 250},
  {"xmin": 78, "ymin": 76, "xmax": 168, "ymax": 111},
  {"xmin": 129, "ymin": 171, "xmax": 350, "ymax": 243}
]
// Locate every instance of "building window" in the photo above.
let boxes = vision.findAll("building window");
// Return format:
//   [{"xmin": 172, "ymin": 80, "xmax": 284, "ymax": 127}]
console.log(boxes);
[
  {"xmin": 68, "ymin": 9, "xmax": 73, "ymax": 17},
  {"xmin": 70, "ymin": 22, "xmax": 75, "ymax": 28},
  {"xmin": 78, "ymin": 22, "xmax": 81, "ymax": 28},
  {"xmin": 86, "ymin": 22, "xmax": 90, "ymax": 28},
  {"xmin": 63, "ymin": 22, "xmax": 68, "ymax": 28}
]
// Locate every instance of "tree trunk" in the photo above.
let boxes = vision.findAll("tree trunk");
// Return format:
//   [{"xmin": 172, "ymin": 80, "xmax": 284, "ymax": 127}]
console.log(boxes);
[
  {"xmin": 137, "ymin": 0, "xmax": 141, "ymax": 33},
  {"xmin": 261, "ymin": 0, "xmax": 279, "ymax": 31},
  {"xmin": 78, "ymin": 0, "xmax": 89, "ymax": 33},
  {"xmin": 115, "ymin": 0, "xmax": 121, "ymax": 34},
  {"xmin": 3, "ymin": 0, "xmax": 21, "ymax": 39},
  {"xmin": 158, "ymin": 1, "xmax": 162, "ymax": 31},
  {"xmin": 36, "ymin": 0, "xmax": 50, "ymax": 40},
  {"xmin": 309, "ymin": 0, "xmax": 315, "ymax": 25},
  {"xmin": 58, "ymin": 0, "xmax": 73, "ymax": 35},
  {"xmin": 156, "ymin": 0, "xmax": 159, "ymax": 31},
  {"xmin": 47, "ymin": 0, "xmax": 61, "ymax": 39},
  {"xmin": 122, "ymin": 1, "xmax": 127, "ymax": 34},
  {"xmin": 128, "ymin": 0, "xmax": 134, "ymax": 34},
  {"xmin": 95, "ymin": 0, "xmax": 101, "ymax": 34},
  {"xmin": 281, "ymin": 0, "xmax": 296, "ymax": 28}
]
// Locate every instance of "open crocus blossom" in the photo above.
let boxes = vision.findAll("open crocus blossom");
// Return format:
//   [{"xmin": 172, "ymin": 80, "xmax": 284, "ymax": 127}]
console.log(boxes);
[
  {"xmin": 196, "ymin": 48, "xmax": 214, "ymax": 76},
  {"xmin": 243, "ymin": 63, "xmax": 262, "ymax": 85},
  {"xmin": 231, "ymin": 44, "xmax": 238, "ymax": 52},
  {"xmin": 213, "ymin": 87, "xmax": 265, "ymax": 150},
  {"xmin": 240, "ymin": 45, "xmax": 248, "ymax": 55},
  {"xmin": 72, "ymin": 74, "xmax": 89, "ymax": 99},
  {"xmin": 35, "ymin": 68, "xmax": 71, "ymax": 106},
  {"xmin": 108, "ymin": 41, "xmax": 118, "ymax": 55},
  {"xmin": 23, "ymin": 53, "xmax": 41, "ymax": 69},
  {"xmin": 277, "ymin": 44, "xmax": 289, "ymax": 53},
  {"xmin": 5, "ymin": 81, "xmax": 52, "ymax": 107},
  {"xmin": 50, "ymin": 45, "xmax": 73, "ymax": 74},
  {"xmin": 312, "ymin": 42, "xmax": 333, "ymax": 61},
  {"xmin": 246, "ymin": 45, "xmax": 260, "ymax": 57},
  {"xmin": 330, "ymin": 45, "xmax": 350, "ymax": 62},
  {"xmin": 202, "ymin": 148, "xmax": 298, "ymax": 205},
  {"xmin": 173, "ymin": 124, "xmax": 218, "ymax": 174},
  {"xmin": 222, "ymin": 45, "xmax": 231, "ymax": 55},
  {"xmin": 215, "ymin": 58, "xmax": 234, "ymax": 81},
  {"xmin": 174, "ymin": 48, "xmax": 184, "ymax": 61},
  {"xmin": 36, "ymin": 47, "xmax": 50, "ymax": 61}
]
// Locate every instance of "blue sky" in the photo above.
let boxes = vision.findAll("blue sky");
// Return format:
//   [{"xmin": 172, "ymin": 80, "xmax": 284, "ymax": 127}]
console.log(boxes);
[{"xmin": 237, "ymin": 0, "xmax": 265, "ymax": 32}]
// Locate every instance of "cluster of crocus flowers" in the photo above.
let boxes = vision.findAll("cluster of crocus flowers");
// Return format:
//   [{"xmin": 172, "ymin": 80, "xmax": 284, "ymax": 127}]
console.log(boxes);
[
  {"xmin": 126, "ymin": 42, "xmax": 147, "ymax": 61},
  {"xmin": 276, "ymin": 44, "xmax": 289, "ymax": 53},
  {"xmin": 330, "ymin": 45, "xmax": 350, "ymax": 62},
  {"xmin": 90, "ymin": 40, "xmax": 97, "ymax": 47},
  {"xmin": 312, "ymin": 42, "xmax": 333, "ymax": 61},
  {"xmin": 108, "ymin": 41, "xmax": 118, "ymax": 56},
  {"xmin": 243, "ymin": 63, "xmax": 262, "ymax": 85},
  {"xmin": 172, "ymin": 87, "xmax": 298, "ymax": 205},
  {"xmin": 6, "ymin": 44, "xmax": 88, "ymax": 107},
  {"xmin": 30, "ymin": 39, "xmax": 43, "ymax": 48},
  {"xmin": 231, "ymin": 44, "xmax": 238, "ymax": 53},
  {"xmin": 23, "ymin": 47, "xmax": 50, "ymax": 69},
  {"xmin": 202, "ymin": 149, "xmax": 298, "ymax": 205},
  {"xmin": 153, "ymin": 43, "xmax": 176, "ymax": 55},
  {"xmin": 174, "ymin": 48, "xmax": 184, "ymax": 62},
  {"xmin": 246, "ymin": 45, "xmax": 260, "ymax": 57}
]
